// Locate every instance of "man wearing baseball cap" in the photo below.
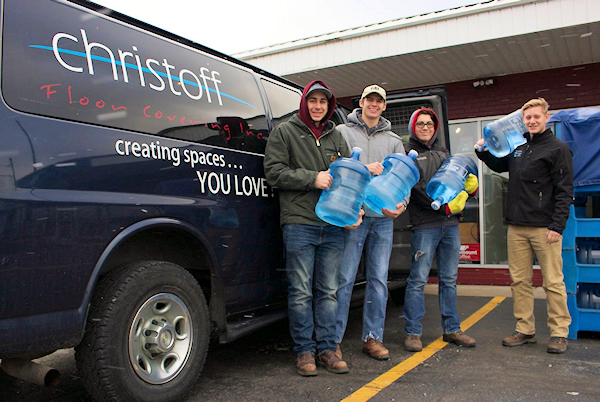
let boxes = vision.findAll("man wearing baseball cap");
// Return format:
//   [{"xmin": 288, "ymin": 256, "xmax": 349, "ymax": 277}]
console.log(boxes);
[{"xmin": 335, "ymin": 84, "xmax": 407, "ymax": 361}]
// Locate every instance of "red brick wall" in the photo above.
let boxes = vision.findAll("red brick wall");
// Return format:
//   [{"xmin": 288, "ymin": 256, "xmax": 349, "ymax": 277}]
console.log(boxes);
[
  {"xmin": 428, "ymin": 268, "xmax": 543, "ymax": 286},
  {"xmin": 337, "ymin": 62, "xmax": 600, "ymax": 120},
  {"xmin": 446, "ymin": 62, "xmax": 600, "ymax": 120}
]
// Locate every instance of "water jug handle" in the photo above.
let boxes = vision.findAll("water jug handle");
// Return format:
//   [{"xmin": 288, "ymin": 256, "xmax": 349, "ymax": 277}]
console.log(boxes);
[{"xmin": 476, "ymin": 143, "xmax": 484, "ymax": 152}]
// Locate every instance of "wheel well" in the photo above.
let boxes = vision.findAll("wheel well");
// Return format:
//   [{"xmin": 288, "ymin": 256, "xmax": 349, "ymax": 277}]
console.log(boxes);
[{"xmin": 100, "ymin": 227, "xmax": 213, "ymax": 302}]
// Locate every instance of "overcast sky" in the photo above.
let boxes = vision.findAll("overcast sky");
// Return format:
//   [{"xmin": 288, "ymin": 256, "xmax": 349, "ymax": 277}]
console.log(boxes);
[{"xmin": 93, "ymin": 0, "xmax": 479, "ymax": 55}]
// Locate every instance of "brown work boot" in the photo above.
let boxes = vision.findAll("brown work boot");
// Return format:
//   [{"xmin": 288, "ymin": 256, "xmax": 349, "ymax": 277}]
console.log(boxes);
[
  {"xmin": 404, "ymin": 335, "xmax": 423, "ymax": 352},
  {"xmin": 502, "ymin": 331, "xmax": 537, "ymax": 347},
  {"xmin": 443, "ymin": 330, "xmax": 476, "ymax": 347},
  {"xmin": 335, "ymin": 343, "xmax": 342, "ymax": 360},
  {"xmin": 318, "ymin": 350, "xmax": 349, "ymax": 374},
  {"xmin": 547, "ymin": 337, "xmax": 568, "ymax": 354},
  {"xmin": 296, "ymin": 352, "xmax": 317, "ymax": 377},
  {"xmin": 362, "ymin": 338, "xmax": 390, "ymax": 360}
]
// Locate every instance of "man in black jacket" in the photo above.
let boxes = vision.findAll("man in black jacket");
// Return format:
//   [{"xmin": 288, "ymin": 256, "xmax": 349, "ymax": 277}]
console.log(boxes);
[{"xmin": 475, "ymin": 98, "xmax": 573, "ymax": 354}]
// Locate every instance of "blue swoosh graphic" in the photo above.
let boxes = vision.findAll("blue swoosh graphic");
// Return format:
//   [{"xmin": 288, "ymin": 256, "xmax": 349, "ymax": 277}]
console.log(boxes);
[{"xmin": 30, "ymin": 45, "xmax": 256, "ymax": 108}]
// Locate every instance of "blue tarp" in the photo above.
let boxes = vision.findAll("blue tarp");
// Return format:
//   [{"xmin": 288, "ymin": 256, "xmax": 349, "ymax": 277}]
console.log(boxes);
[{"xmin": 549, "ymin": 108, "xmax": 600, "ymax": 188}]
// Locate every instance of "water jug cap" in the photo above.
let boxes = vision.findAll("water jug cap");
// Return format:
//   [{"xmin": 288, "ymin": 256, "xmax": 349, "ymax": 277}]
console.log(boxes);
[
  {"xmin": 331, "ymin": 147, "xmax": 369, "ymax": 177},
  {"xmin": 351, "ymin": 147, "xmax": 362, "ymax": 160}
]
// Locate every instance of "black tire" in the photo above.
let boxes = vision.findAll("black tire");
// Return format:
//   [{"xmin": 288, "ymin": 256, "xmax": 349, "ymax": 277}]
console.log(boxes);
[{"xmin": 75, "ymin": 261, "xmax": 209, "ymax": 402}]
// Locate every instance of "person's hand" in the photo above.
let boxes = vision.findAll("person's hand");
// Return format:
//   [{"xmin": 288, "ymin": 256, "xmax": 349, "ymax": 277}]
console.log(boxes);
[
  {"xmin": 444, "ymin": 191, "xmax": 468, "ymax": 215},
  {"xmin": 345, "ymin": 209, "xmax": 365, "ymax": 230},
  {"xmin": 382, "ymin": 203, "xmax": 405, "ymax": 219},
  {"xmin": 464, "ymin": 174, "xmax": 478, "ymax": 195},
  {"xmin": 366, "ymin": 162, "xmax": 384, "ymax": 176},
  {"xmin": 315, "ymin": 170, "xmax": 333, "ymax": 190},
  {"xmin": 474, "ymin": 138, "xmax": 486, "ymax": 151},
  {"xmin": 546, "ymin": 229, "xmax": 562, "ymax": 244}
]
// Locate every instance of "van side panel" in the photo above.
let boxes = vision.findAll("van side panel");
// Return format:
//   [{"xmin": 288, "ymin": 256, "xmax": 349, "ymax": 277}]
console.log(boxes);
[{"xmin": 0, "ymin": 0, "xmax": 286, "ymax": 358}]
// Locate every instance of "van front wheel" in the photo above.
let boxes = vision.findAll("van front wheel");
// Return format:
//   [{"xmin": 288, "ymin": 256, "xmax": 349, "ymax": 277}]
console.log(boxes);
[{"xmin": 75, "ymin": 261, "xmax": 209, "ymax": 402}]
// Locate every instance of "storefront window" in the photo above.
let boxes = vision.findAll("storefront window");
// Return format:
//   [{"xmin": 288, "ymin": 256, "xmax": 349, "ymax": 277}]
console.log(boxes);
[
  {"xmin": 449, "ymin": 121, "xmax": 481, "ymax": 264},
  {"xmin": 449, "ymin": 120, "xmax": 511, "ymax": 265}
]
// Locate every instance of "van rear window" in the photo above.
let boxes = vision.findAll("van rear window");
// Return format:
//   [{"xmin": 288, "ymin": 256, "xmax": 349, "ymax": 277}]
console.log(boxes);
[{"xmin": 1, "ymin": 0, "xmax": 268, "ymax": 150}]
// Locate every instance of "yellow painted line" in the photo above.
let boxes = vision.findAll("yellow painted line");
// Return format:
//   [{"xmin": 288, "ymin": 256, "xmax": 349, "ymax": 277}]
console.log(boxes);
[{"xmin": 342, "ymin": 296, "xmax": 506, "ymax": 401}]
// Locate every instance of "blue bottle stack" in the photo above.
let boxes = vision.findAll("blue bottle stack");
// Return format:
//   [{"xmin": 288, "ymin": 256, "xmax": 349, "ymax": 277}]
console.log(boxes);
[
  {"xmin": 426, "ymin": 154, "xmax": 478, "ymax": 210},
  {"xmin": 363, "ymin": 150, "xmax": 420, "ymax": 215},
  {"xmin": 315, "ymin": 147, "xmax": 370, "ymax": 227},
  {"xmin": 479, "ymin": 109, "xmax": 527, "ymax": 158},
  {"xmin": 561, "ymin": 202, "xmax": 600, "ymax": 339},
  {"xmin": 551, "ymin": 108, "xmax": 600, "ymax": 339}
]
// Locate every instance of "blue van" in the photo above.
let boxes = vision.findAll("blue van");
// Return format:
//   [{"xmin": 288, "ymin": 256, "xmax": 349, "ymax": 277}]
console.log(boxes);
[{"xmin": 0, "ymin": 0, "xmax": 306, "ymax": 399}]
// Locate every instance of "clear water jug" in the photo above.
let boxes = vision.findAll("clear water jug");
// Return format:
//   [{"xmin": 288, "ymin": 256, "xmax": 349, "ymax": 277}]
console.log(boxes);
[
  {"xmin": 315, "ymin": 147, "xmax": 370, "ymax": 227},
  {"xmin": 427, "ymin": 154, "xmax": 478, "ymax": 210},
  {"xmin": 363, "ymin": 150, "xmax": 419, "ymax": 214},
  {"xmin": 478, "ymin": 109, "xmax": 527, "ymax": 158},
  {"xmin": 577, "ymin": 284, "xmax": 600, "ymax": 309}
]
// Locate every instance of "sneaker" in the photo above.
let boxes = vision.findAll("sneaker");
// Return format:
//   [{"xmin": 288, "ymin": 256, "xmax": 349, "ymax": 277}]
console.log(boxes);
[
  {"xmin": 335, "ymin": 343, "xmax": 342, "ymax": 360},
  {"xmin": 443, "ymin": 330, "xmax": 476, "ymax": 347},
  {"xmin": 362, "ymin": 338, "xmax": 390, "ymax": 360},
  {"xmin": 404, "ymin": 335, "xmax": 423, "ymax": 352},
  {"xmin": 547, "ymin": 337, "xmax": 568, "ymax": 354},
  {"xmin": 296, "ymin": 352, "xmax": 317, "ymax": 377},
  {"xmin": 318, "ymin": 350, "xmax": 349, "ymax": 374},
  {"xmin": 502, "ymin": 331, "xmax": 537, "ymax": 347}
]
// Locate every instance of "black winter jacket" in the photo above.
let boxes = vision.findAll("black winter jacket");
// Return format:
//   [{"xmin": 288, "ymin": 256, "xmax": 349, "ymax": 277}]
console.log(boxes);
[
  {"xmin": 476, "ymin": 128, "xmax": 573, "ymax": 234},
  {"xmin": 405, "ymin": 137, "xmax": 460, "ymax": 229}
]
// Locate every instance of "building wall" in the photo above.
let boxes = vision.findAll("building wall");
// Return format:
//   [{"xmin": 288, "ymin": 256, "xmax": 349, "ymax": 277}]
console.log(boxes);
[
  {"xmin": 337, "ymin": 62, "xmax": 600, "ymax": 118},
  {"xmin": 446, "ymin": 62, "xmax": 600, "ymax": 119}
]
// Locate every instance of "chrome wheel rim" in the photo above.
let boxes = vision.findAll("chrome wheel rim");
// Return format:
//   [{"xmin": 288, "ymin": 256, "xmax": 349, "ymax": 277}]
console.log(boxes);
[{"xmin": 128, "ymin": 293, "xmax": 193, "ymax": 384}]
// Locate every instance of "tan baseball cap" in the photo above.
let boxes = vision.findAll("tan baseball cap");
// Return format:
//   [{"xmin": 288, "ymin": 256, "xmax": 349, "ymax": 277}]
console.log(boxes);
[{"xmin": 361, "ymin": 84, "xmax": 386, "ymax": 101}]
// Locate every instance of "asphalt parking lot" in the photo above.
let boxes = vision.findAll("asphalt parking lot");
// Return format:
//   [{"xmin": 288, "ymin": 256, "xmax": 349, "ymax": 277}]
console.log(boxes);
[{"xmin": 1, "ymin": 286, "xmax": 599, "ymax": 401}]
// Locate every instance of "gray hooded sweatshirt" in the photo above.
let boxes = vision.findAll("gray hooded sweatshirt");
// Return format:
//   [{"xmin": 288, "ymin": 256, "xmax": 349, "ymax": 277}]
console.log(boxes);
[{"xmin": 337, "ymin": 108, "xmax": 409, "ymax": 217}]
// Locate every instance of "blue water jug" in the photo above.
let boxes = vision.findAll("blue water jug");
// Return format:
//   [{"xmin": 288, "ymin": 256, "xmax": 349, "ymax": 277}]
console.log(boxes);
[
  {"xmin": 363, "ymin": 150, "xmax": 419, "ymax": 214},
  {"xmin": 577, "ymin": 284, "xmax": 600, "ymax": 309},
  {"xmin": 478, "ymin": 109, "xmax": 527, "ymax": 158},
  {"xmin": 315, "ymin": 147, "xmax": 370, "ymax": 227},
  {"xmin": 427, "ymin": 154, "xmax": 478, "ymax": 210}
]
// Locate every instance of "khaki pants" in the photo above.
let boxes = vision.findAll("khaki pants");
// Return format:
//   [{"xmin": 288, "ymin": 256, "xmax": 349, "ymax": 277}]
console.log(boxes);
[{"xmin": 507, "ymin": 225, "xmax": 571, "ymax": 338}]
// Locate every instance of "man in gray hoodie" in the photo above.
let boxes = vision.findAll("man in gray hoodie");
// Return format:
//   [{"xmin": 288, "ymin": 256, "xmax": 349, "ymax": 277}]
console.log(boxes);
[{"xmin": 335, "ymin": 84, "xmax": 407, "ymax": 360}]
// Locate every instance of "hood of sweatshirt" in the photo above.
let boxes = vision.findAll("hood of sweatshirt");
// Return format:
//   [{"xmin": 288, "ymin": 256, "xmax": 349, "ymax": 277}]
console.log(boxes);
[
  {"xmin": 298, "ymin": 80, "xmax": 337, "ymax": 138},
  {"xmin": 347, "ymin": 108, "xmax": 392, "ymax": 134},
  {"xmin": 408, "ymin": 108, "xmax": 440, "ymax": 148}
]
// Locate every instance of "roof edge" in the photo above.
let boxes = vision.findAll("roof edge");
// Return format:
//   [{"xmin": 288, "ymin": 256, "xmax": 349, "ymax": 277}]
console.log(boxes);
[{"xmin": 234, "ymin": 0, "xmax": 542, "ymax": 59}]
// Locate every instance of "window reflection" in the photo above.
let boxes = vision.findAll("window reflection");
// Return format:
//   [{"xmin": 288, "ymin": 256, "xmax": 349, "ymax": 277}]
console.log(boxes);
[{"xmin": 449, "ymin": 121, "xmax": 481, "ymax": 263}]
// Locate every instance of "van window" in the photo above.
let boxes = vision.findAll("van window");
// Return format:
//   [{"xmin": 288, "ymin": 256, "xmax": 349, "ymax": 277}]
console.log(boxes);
[
  {"xmin": 1, "ymin": 0, "xmax": 268, "ymax": 152},
  {"xmin": 261, "ymin": 79, "xmax": 300, "ymax": 127}
]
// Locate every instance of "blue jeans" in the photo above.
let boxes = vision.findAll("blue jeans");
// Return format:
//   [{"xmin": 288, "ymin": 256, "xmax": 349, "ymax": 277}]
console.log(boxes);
[
  {"xmin": 282, "ymin": 224, "xmax": 344, "ymax": 356},
  {"xmin": 336, "ymin": 217, "xmax": 393, "ymax": 343},
  {"xmin": 404, "ymin": 225, "xmax": 461, "ymax": 336}
]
